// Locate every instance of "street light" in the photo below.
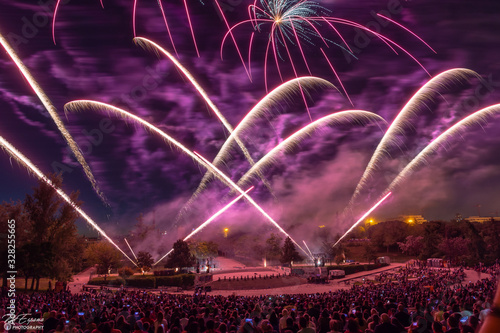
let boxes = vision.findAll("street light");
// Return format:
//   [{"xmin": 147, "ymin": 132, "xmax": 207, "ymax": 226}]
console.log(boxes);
[{"xmin": 223, "ymin": 228, "xmax": 229, "ymax": 238}]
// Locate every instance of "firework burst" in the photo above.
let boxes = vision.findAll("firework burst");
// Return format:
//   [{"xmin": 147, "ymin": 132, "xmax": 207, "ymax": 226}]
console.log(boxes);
[{"xmin": 222, "ymin": 0, "xmax": 435, "ymax": 106}]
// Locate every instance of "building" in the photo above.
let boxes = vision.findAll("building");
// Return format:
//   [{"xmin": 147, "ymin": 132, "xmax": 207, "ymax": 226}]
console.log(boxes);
[
  {"xmin": 398, "ymin": 215, "xmax": 427, "ymax": 224},
  {"xmin": 466, "ymin": 216, "xmax": 500, "ymax": 223}
]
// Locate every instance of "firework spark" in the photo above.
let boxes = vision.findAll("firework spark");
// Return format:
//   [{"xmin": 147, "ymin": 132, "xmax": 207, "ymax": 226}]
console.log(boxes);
[
  {"xmin": 0, "ymin": 135, "xmax": 136, "ymax": 266},
  {"xmin": 154, "ymin": 186, "xmax": 254, "ymax": 265},
  {"xmin": 0, "ymin": 31, "xmax": 107, "ymax": 204}
]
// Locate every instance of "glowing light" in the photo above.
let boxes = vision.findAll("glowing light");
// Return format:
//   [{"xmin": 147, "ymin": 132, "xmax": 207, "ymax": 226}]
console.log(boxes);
[
  {"xmin": 0, "ymin": 31, "xmax": 106, "ymax": 204},
  {"xmin": 334, "ymin": 192, "xmax": 392, "ymax": 247},
  {"xmin": 0, "ymin": 135, "xmax": 136, "ymax": 267}
]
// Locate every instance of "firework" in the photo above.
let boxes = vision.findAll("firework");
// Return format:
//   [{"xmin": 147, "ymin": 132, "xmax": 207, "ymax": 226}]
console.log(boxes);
[
  {"xmin": 385, "ymin": 104, "xmax": 500, "ymax": 193},
  {"xmin": 154, "ymin": 186, "xmax": 254, "ymax": 265},
  {"xmin": 176, "ymin": 76, "xmax": 335, "ymax": 221},
  {"xmin": 235, "ymin": 110, "xmax": 385, "ymax": 190},
  {"xmin": 334, "ymin": 192, "xmax": 391, "ymax": 247},
  {"xmin": 65, "ymin": 100, "xmax": 306, "ymax": 256},
  {"xmin": 133, "ymin": 0, "xmax": 199, "ymax": 56},
  {"xmin": 303, "ymin": 240, "xmax": 314, "ymax": 260},
  {"xmin": 347, "ymin": 68, "xmax": 481, "ymax": 210},
  {"xmin": 0, "ymin": 135, "xmax": 136, "ymax": 266},
  {"xmin": 221, "ymin": 0, "xmax": 434, "ymax": 99},
  {"xmin": 0, "ymin": 31, "xmax": 107, "ymax": 204},
  {"xmin": 134, "ymin": 37, "xmax": 274, "ymax": 193},
  {"xmin": 124, "ymin": 237, "xmax": 138, "ymax": 261}
]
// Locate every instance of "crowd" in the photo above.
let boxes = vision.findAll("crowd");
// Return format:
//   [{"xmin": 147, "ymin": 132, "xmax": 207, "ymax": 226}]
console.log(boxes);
[{"xmin": 1, "ymin": 265, "xmax": 499, "ymax": 333}]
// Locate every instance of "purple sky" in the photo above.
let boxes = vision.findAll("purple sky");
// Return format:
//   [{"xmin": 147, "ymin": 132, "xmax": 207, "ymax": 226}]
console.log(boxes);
[{"xmin": 1, "ymin": 0, "xmax": 500, "ymax": 248}]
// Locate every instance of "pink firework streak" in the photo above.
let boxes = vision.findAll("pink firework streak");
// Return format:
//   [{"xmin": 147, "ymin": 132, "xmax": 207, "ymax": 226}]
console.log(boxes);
[
  {"xmin": 334, "ymin": 192, "xmax": 392, "ymax": 247},
  {"xmin": 133, "ymin": 0, "xmax": 199, "ymax": 57},
  {"xmin": 52, "ymin": 0, "xmax": 105, "ymax": 44},
  {"xmin": 221, "ymin": 0, "xmax": 434, "ymax": 110}
]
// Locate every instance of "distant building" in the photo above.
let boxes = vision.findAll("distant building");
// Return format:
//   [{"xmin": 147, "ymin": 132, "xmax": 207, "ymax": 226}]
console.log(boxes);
[
  {"xmin": 399, "ymin": 215, "xmax": 427, "ymax": 224},
  {"xmin": 466, "ymin": 216, "xmax": 500, "ymax": 223}
]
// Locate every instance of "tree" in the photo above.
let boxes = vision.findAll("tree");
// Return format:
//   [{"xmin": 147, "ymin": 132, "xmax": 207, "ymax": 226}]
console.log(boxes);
[
  {"xmin": 362, "ymin": 242, "xmax": 378, "ymax": 264},
  {"xmin": 190, "ymin": 241, "xmax": 218, "ymax": 259},
  {"xmin": 398, "ymin": 236, "xmax": 424, "ymax": 256},
  {"xmin": 136, "ymin": 251, "xmax": 154, "ymax": 274},
  {"xmin": 165, "ymin": 239, "xmax": 196, "ymax": 269},
  {"xmin": 85, "ymin": 241, "xmax": 123, "ymax": 281},
  {"xmin": 437, "ymin": 237, "xmax": 471, "ymax": 264},
  {"xmin": 280, "ymin": 237, "xmax": 302, "ymax": 266},
  {"xmin": 265, "ymin": 233, "xmax": 282, "ymax": 260},
  {"xmin": 13, "ymin": 174, "xmax": 83, "ymax": 289},
  {"xmin": 0, "ymin": 200, "xmax": 29, "ymax": 288}
]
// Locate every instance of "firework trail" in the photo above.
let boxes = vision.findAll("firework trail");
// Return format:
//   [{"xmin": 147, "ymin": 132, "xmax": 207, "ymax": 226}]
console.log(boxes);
[
  {"xmin": 334, "ymin": 192, "xmax": 391, "ymax": 247},
  {"xmin": 52, "ymin": 0, "xmax": 105, "ymax": 44},
  {"xmin": 385, "ymin": 104, "xmax": 500, "ymax": 193},
  {"xmin": 0, "ymin": 135, "xmax": 136, "ymax": 266},
  {"xmin": 222, "ymin": 0, "xmax": 435, "ymax": 101},
  {"xmin": 235, "ymin": 110, "xmax": 385, "ymax": 190},
  {"xmin": 132, "ymin": 0, "xmax": 198, "ymax": 56},
  {"xmin": 194, "ymin": 151, "xmax": 309, "ymax": 257},
  {"xmin": 303, "ymin": 240, "xmax": 314, "ymax": 260},
  {"xmin": 346, "ymin": 68, "xmax": 481, "ymax": 210},
  {"xmin": 134, "ymin": 37, "xmax": 274, "ymax": 194},
  {"xmin": 124, "ymin": 237, "xmax": 138, "ymax": 261},
  {"xmin": 65, "ymin": 100, "xmax": 307, "ymax": 256},
  {"xmin": 176, "ymin": 76, "xmax": 335, "ymax": 220},
  {"xmin": 0, "ymin": 31, "xmax": 107, "ymax": 204},
  {"xmin": 154, "ymin": 186, "xmax": 253, "ymax": 265}
]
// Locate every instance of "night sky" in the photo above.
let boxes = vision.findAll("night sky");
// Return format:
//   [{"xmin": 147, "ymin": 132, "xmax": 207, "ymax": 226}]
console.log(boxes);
[{"xmin": 1, "ymin": 0, "xmax": 500, "ymax": 251}]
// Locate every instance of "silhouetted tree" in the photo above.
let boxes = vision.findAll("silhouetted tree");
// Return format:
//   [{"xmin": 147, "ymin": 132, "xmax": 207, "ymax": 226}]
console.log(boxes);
[
  {"xmin": 362, "ymin": 241, "xmax": 378, "ymax": 264},
  {"xmin": 21, "ymin": 174, "xmax": 83, "ymax": 289},
  {"xmin": 165, "ymin": 239, "xmax": 196, "ymax": 269},
  {"xmin": 85, "ymin": 241, "xmax": 123, "ymax": 281},
  {"xmin": 398, "ymin": 236, "xmax": 424, "ymax": 256},
  {"xmin": 136, "ymin": 251, "xmax": 154, "ymax": 274},
  {"xmin": 265, "ymin": 233, "xmax": 282, "ymax": 260},
  {"xmin": 280, "ymin": 237, "xmax": 302, "ymax": 267}
]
